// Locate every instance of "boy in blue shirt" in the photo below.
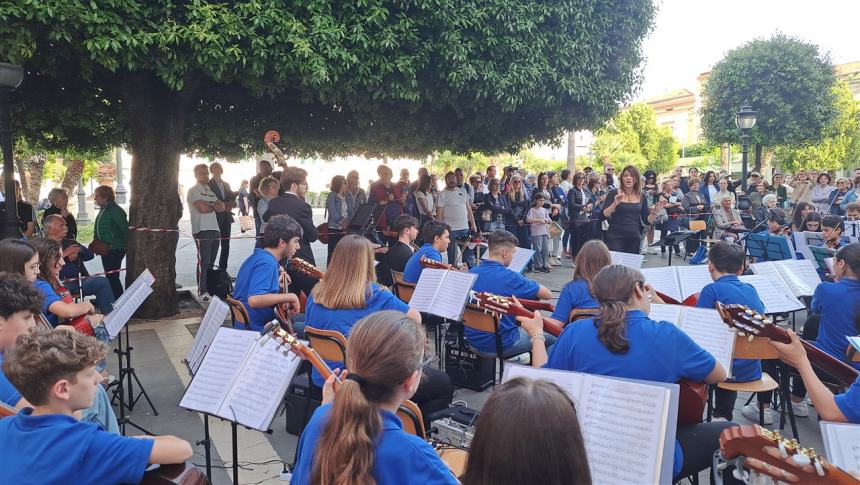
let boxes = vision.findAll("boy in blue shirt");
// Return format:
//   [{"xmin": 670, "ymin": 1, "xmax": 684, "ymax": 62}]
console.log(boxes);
[
  {"xmin": 232, "ymin": 214, "xmax": 303, "ymax": 332},
  {"xmin": 468, "ymin": 230, "xmax": 554, "ymax": 357},
  {"xmin": 0, "ymin": 329, "xmax": 193, "ymax": 484},
  {"xmin": 696, "ymin": 242, "xmax": 773, "ymax": 423},
  {"xmin": 402, "ymin": 220, "xmax": 451, "ymax": 283}
]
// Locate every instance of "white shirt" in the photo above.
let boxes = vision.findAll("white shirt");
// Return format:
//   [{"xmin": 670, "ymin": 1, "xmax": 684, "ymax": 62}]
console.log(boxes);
[
  {"xmin": 416, "ymin": 190, "xmax": 435, "ymax": 217},
  {"xmin": 187, "ymin": 183, "xmax": 220, "ymax": 234},
  {"xmin": 437, "ymin": 187, "xmax": 471, "ymax": 231}
]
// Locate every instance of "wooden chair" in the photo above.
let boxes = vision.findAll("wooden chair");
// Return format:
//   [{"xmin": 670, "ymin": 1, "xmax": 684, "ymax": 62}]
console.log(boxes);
[
  {"xmin": 303, "ymin": 326, "xmax": 348, "ymax": 367},
  {"xmin": 568, "ymin": 308, "xmax": 598, "ymax": 323},
  {"xmin": 391, "ymin": 270, "xmax": 416, "ymax": 304},
  {"xmin": 461, "ymin": 304, "xmax": 527, "ymax": 385},
  {"xmin": 689, "ymin": 220, "xmax": 707, "ymax": 232},
  {"xmin": 225, "ymin": 296, "xmax": 250, "ymax": 328},
  {"xmin": 396, "ymin": 399, "xmax": 426, "ymax": 439},
  {"xmin": 707, "ymin": 335, "xmax": 782, "ymax": 428}
]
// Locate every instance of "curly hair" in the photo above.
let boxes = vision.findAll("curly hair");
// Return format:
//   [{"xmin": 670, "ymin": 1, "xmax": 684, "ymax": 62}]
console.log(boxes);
[{"xmin": 0, "ymin": 272, "xmax": 44, "ymax": 319}]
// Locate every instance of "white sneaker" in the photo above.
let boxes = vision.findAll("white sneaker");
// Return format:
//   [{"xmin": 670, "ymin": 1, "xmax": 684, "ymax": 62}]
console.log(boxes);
[
  {"xmin": 646, "ymin": 247, "xmax": 658, "ymax": 254},
  {"xmin": 790, "ymin": 400, "xmax": 809, "ymax": 417},
  {"xmin": 741, "ymin": 403, "xmax": 774, "ymax": 424}
]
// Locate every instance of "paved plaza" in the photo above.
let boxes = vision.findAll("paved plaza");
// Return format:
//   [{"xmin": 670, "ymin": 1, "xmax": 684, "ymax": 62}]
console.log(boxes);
[{"xmin": 86, "ymin": 210, "xmax": 826, "ymax": 484}]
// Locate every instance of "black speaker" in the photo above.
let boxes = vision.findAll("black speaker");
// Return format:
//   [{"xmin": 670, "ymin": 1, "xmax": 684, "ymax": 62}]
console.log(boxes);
[
  {"xmin": 284, "ymin": 372, "xmax": 322, "ymax": 436},
  {"xmin": 444, "ymin": 324, "xmax": 494, "ymax": 391}
]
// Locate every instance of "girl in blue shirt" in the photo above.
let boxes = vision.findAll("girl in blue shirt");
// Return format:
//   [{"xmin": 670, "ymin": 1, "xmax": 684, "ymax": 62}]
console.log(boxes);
[
  {"xmin": 294, "ymin": 311, "xmax": 458, "ymax": 485},
  {"xmin": 546, "ymin": 239, "xmax": 609, "ymax": 328},
  {"xmin": 520, "ymin": 265, "xmax": 742, "ymax": 484},
  {"xmin": 306, "ymin": 235, "xmax": 451, "ymax": 424}
]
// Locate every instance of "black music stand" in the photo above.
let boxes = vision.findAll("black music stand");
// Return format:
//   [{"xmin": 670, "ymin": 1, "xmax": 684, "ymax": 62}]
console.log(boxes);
[
  {"xmin": 113, "ymin": 323, "xmax": 158, "ymax": 435},
  {"xmin": 650, "ymin": 230, "xmax": 696, "ymax": 266},
  {"xmin": 745, "ymin": 233, "xmax": 794, "ymax": 262},
  {"xmin": 808, "ymin": 246, "xmax": 837, "ymax": 272},
  {"xmin": 182, "ymin": 360, "xmax": 213, "ymax": 482}
]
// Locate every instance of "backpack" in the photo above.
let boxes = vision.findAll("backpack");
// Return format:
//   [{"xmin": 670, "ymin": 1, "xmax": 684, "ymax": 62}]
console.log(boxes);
[
  {"xmin": 404, "ymin": 188, "xmax": 419, "ymax": 218},
  {"xmin": 206, "ymin": 267, "xmax": 233, "ymax": 299}
]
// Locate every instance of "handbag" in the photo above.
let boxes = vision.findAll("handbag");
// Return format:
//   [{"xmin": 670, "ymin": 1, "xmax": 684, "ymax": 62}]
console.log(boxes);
[
  {"xmin": 239, "ymin": 215, "xmax": 253, "ymax": 232},
  {"xmin": 89, "ymin": 220, "xmax": 110, "ymax": 256},
  {"xmin": 548, "ymin": 221, "xmax": 563, "ymax": 239}
]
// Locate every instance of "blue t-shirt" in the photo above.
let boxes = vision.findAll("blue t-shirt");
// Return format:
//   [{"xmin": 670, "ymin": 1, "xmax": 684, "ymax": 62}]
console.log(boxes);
[
  {"xmin": 835, "ymin": 375, "xmax": 860, "ymax": 423},
  {"xmin": 546, "ymin": 309, "xmax": 717, "ymax": 478},
  {"xmin": 305, "ymin": 283, "xmax": 409, "ymax": 386},
  {"xmin": 232, "ymin": 248, "xmax": 282, "ymax": 332},
  {"xmin": 402, "ymin": 244, "xmax": 442, "ymax": 283},
  {"xmin": 811, "ymin": 279, "xmax": 860, "ymax": 371},
  {"xmin": 467, "ymin": 260, "xmax": 540, "ymax": 353},
  {"xmin": 293, "ymin": 404, "xmax": 457, "ymax": 485},
  {"xmin": 551, "ymin": 278, "xmax": 598, "ymax": 323},
  {"xmin": 34, "ymin": 279, "xmax": 62, "ymax": 327},
  {"xmin": 0, "ymin": 408, "xmax": 153, "ymax": 484},
  {"xmin": 696, "ymin": 275, "xmax": 767, "ymax": 382},
  {"xmin": 0, "ymin": 352, "xmax": 22, "ymax": 407}
]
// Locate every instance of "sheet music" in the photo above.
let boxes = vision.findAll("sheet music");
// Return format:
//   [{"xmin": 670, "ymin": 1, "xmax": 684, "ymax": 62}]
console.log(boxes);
[
  {"xmin": 481, "ymin": 247, "xmax": 535, "ymax": 273},
  {"xmin": 610, "ymin": 251, "xmax": 644, "ymax": 269},
  {"xmin": 826, "ymin": 257, "xmax": 835, "ymax": 273},
  {"xmin": 777, "ymin": 260, "xmax": 822, "ymax": 297},
  {"xmin": 104, "ymin": 269, "xmax": 155, "ymax": 338},
  {"xmin": 821, "ymin": 422, "xmax": 860, "ymax": 475},
  {"xmin": 641, "ymin": 267, "xmax": 682, "ymax": 303},
  {"xmin": 408, "ymin": 269, "xmax": 446, "ymax": 314},
  {"xmin": 793, "ymin": 231, "xmax": 824, "ymax": 261},
  {"xmin": 185, "ymin": 297, "xmax": 230, "ymax": 374},
  {"xmin": 179, "ymin": 328, "xmax": 258, "ymax": 416},
  {"xmin": 430, "ymin": 271, "xmax": 476, "ymax": 320},
  {"xmin": 848, "ymin": 336, "xmax": 860, "ymax": 353},
  {"xmin": 738, "ymin": 275, "xmax": 804, "ymax": 313},
  {"xmin": 502, "ymin": 366, "xmax": 671, "ymax": 485},
  {"xmin": 677, "ymin": 265, "xmax": 713, "ymax": 299},
  {"xmin": 219, "ymin": 337, "xmax": 304, "ymax": 431},
  {"xmin": 676, "ymin": 307, "xmax": 735, "ymax": 376},
  {"xmin": 648, "ymin": 304, "xmax": 683, "ymax": 326}
]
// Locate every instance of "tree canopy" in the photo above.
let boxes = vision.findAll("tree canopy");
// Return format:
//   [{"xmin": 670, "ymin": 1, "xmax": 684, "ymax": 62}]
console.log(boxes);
[
  {"xmin": 0, "ymin": 0, "xmax": 656, "ymax": 316},
  {"xmin": 700, "ymin": 33, "xmax": 837, "ymax": 150},
  {"xmin": 591, "ymin": 102, "xmax": 679, "ymax": 174}
]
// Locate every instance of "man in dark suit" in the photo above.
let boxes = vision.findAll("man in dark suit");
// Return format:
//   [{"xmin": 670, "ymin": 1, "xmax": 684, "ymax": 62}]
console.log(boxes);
[
  {"xmin": 208, "ymin": 163, "xmax": 237, "ymax": 269},
  {"xmin": 264, "ymin": 166, "xmax": 319, "ymax": 296}
]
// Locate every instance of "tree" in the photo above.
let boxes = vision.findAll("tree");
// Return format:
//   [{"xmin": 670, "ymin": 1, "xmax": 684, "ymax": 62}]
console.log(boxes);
[
  {"xmin": 592, "ymin": 103, "xmax": 678, "ymax": 174},
  {"xmin": 773, "ymin": 82, "xmax": 860, "ymax": 173},
  {"xmin": 700, "ymin": 33, "xmax": 837, "ymax": 171},
  {"xmin": 1, "ymin": 0, "xmax": 656, "ymax": 317}
]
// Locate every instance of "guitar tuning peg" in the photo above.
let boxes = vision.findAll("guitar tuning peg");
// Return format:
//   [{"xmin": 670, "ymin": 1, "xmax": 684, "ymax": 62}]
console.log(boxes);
[
  {"xmin": 737, "ymin": 331, "xmax": 746, "ymax": 337},
  {"xmin": 748, "ymin": 334, "xmax": 754, "ymax": 343}
]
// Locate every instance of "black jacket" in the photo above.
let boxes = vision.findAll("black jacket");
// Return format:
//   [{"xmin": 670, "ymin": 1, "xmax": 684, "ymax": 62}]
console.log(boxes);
[
  {"xmin": 208, "ymin": 178, "xmax": 236, "ymax": 225},
  {"xmin": 264, "ymin": 193, "xmax": 319, "ymax": 264}
]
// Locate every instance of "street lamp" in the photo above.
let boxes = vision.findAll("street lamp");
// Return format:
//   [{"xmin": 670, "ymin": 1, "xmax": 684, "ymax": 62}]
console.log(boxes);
[
  {"xmin": 0, "ymin": 62, "xmax": 24, "ymax": 240},
  {"xmin": 735, "ymin": 104, "xmax": 758, "ymax": 192}
]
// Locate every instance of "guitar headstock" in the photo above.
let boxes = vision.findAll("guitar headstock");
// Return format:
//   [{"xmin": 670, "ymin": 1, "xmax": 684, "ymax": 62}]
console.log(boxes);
[
  {"xmin": 472, "ymin": 292, "xmax": 528, "ymax": 317},
  {"xmin": 419, "ymin": 256, "xmax": 451, "ymax": 270},
  {"xmin": 720, "ymin": 425, "xmax": 858, "ymax": 484},
  {"xmin": 715, "ymin": 302, "xmax": 788, "ymax": 344},
  {"xmin": 291, "ymin": 257, "xmax": 324, "ymax": 280}
]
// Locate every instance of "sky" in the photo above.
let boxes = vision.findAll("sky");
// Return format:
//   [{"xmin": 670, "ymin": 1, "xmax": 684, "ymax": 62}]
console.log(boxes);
[{"xmin": 636, "ymin": 0, "xmax": 860, "ymax": 100}]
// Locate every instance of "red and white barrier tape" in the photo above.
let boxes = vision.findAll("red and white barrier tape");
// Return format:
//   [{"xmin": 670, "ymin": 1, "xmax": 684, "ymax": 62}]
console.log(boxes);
[{"xmin": 61, "ymin": 267, "xmax": 126, "ymax": 284}]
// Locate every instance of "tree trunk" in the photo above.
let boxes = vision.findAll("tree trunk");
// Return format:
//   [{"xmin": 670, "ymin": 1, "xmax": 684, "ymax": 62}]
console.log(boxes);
[
  {"xmin": 753, "ymin": 144, "xmax": 763, "ymax": 173},
  {"xmin": 15, "ymin": 156, "xmax": 30, "ymax": 202},
  {"xmin": 61, "ymin": 159, "xmax": 84, "ymax": 195},
  {"xmin": 25, "ymin": 154, "xmax": 47, "ymax": 203},
  {"xmin": 122, "ymin": 71, "xmax": 196, "ymax": 318},
  {"xmin": 566, "ymin": 131, "xmax": 576, "ymax": 170}
]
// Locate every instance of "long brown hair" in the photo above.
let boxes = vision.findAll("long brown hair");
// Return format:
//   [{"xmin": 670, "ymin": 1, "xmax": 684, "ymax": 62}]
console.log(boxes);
[
  {"xmin": 593, "ymin": 265, "xmax": 644, "ymax": 353},
  {"xmin": 310, "ymin": 235, "xmax": 376, "ymax": 309},
  {"xmin": 311, "ymin": 311, "xmax": 425, "ymax": 485},
  {"xmin": 27, "ymin": 237, "xmax": 61, "ymax": 289},
  {"xmin": 618, "ymin": 165, "xmax": 642, "ymax": 196},
  {"xmin": 573, "ymin": 240, "xmax": 611, "ymax": 295},
  {"xmin": 0, "ymin": 239, "xmax": 37, "ymax": 276},
  {"xmin": 461, "ymin": 377, "xmax": 592, "ymax": 485}
]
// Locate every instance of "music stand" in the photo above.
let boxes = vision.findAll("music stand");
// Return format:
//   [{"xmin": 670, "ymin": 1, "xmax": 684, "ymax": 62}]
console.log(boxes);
[
  {"xmin": 347, "ymin": 203, "xmax": 387, "ymax": 242},
  {"xmin": 650, "ymin": 230, "xmax": 696, "ymax": 266},
  {"xmin": 808, "ymin": 246, "xmax": 837, "ymax": 272},
  {"xmin": 745, "ymin": 233, "xmax": 794, "ymax": 262}
]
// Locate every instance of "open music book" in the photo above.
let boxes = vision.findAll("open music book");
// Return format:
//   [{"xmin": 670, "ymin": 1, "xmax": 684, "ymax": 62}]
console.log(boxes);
[
  {"xmin": 648, "ymin": 305, "xmax": 735, "ymax": 376},
  {"xmin": 750, "ymin": 260, "xmax": 822, "ymax": 297},
  {"xmin": 738, "ymin": 275, "xmax": 805, "ymax": 313},
  {"xmin": 179, "ymin": 327, "xmax": 304, "ymax": 431},
  {"xmin": 409, "ymin": 268, "xmax": 476, "ymax": 320},
  {"xmin": 481, "ymin": 247, "xmax": 535, "ymax": 273},
  {"xmin": 104, "ymin": 269, "xmax": 155, "ymax": 338},
  {"xmin": 503, "ymin": 365, "xmax": 678, "ymax": 485},
  {"xmin": 820, "ymin": 421, "xmax": 860, "ymax": 475},
  {"xmin": 185, "ymin": 297, "xmax": 230, "ymax": 375},
  {"xmin": 793, "ymin": 231, "xmax": 824, "ymax": 261},
  {"xmin": 610, "ymin": 251, "xmax": 644, "ymax": 269},
  {"xmin": 641, "ymin": 265, "xmax": 712, "ymax": 303}
]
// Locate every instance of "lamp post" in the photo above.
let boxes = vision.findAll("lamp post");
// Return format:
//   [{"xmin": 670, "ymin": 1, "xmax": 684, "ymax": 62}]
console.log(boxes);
[
  {"xmin": 115, "ymin": 146, "xmax": 127, "ymax": 204},
  {"xmin": 735, "ymin": 104, "xmax": 758, "ymax": 192},
  {"xmin": 0, "ymin": 62, "xmax": 24, "ymax": 240}
]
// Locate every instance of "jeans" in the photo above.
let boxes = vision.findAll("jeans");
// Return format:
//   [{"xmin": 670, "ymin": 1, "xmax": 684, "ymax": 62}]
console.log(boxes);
[
  {"xmin": 531, "ymin": 234, "xmax": 549, "ymax": 269},
  {"xmin": 503, "ymin": 327, "xmax": 556, "ymax": 358},
  {"xmin": 66, "ymin": 276, "xmax": 116, "ymax": 314},
  {"xmin": 194, "ymin": 230, "xmax": 220, "ymax": 294},
  {"xmin": 447, "ymin": 229, "xmax": 475, "ymax": 268},
  {"xmin": 101, "ymin": 249, "xmax": 126, "ymax": 300},
  {"xmin": 82, "ymin": 384, "xmax": 119, "ymax": 434}
]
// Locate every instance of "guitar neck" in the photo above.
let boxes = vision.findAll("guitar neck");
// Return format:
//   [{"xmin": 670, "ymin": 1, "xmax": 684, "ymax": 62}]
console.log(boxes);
[
  {"xmin": 518, "ymin": 299, "xmax": 555, "ymax": 312},
  {"xmin": 800, "ymin": 339, "xmax": 860, "ymax": 386},
  {"xmin": 505, "ymin": 305, "xmax": 563, "ymax": 337}
]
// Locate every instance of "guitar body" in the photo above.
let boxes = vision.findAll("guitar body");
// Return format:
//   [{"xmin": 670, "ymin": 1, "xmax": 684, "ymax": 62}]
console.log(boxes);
[
  {"xmin": 141, "ymin": 462, "xmax": 210, "ymax": 485},
  {"xmin": 677, "ymin": 379, "xmax": 707, "ymax": 426},
  {"xmin": 57, "ymin": 286, "xmax": 94, "ymax": 336},
  {"xmin": 316, "ymin": 223, "xmax": 330, "ymax": 244}
]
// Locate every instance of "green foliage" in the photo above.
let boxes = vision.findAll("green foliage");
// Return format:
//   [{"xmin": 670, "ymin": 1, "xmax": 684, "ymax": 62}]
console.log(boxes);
[
  {"xmin": 1, "ymin": 0, "xmax": 657, "ymax": 158},
  {"xmin": 434, "ymin": 151, "xmax": 490, "ymax": 176},
  {"xmin": 679, "ymin": 142, "xmax": 719, "ymax": 158},
  {"xmin": 700, "ymin": 33, "xmax": 837, "ymax": 148},
  {"xmin": 592, "ymin": 102, "xmax": 679, "ymax": 174},
  {"xmin": 773, "ymin": 82, "xmax": 860, "ymax": 172}
]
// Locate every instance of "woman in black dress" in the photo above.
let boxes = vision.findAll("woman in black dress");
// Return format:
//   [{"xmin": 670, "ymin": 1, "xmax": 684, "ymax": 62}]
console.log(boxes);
[{"xmin": 601, "ymin": 165, "xmax": 664, "ymax": 254}]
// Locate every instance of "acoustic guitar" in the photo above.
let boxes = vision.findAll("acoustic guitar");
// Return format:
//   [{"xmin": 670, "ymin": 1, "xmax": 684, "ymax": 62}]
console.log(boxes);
[
  {"xmin": 716, "ymin": 303, "xmax": 859, "ymax": 387},
  {"xmin": 274, "ymin": 266, "xmax": 296, "ymax": 335},
  {"xmin": 719, "ymin": 425, "xmax": 860, "ymax": 485},
  {"xmin": 654, "ymin": 291, "xmax": 699, "ymax": 307},
  {"xmin": 57, "ymin": 285, "xmax": 95, "ymax": 337},
  {"xmin": 291, "ymin": 257, "xmax": 325, "ymax": 280},
  {"xmin": 471, "ymin": 291, "xmax": 565, "ymax": 338},
  {"xmin": 260, "ymin": 325, "xmax": 341, "ymax": 385}
]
